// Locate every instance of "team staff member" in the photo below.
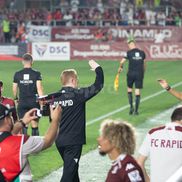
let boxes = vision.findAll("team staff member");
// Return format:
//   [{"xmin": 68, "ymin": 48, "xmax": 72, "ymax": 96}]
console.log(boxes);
[
  {"xmin": 97, "ymin": 119, "xmax": 145, "ymax": 182},
  {"xmin": 55, "ymin": 60, "xmax": 104, "ymax": 182},
  {"xmin": 0, "ymin": 80, "xmax": 18, "ymax": 123},
  {"xmin": 137, "ymin": 106, "xmax": 182, "ymax": 182},
  {"xmin": 13, "ymin": 53, "xmax": 44, "ymax": 135},
  {"xmin": 158, "ymin": 79, "xmax": 182, "ymax": 100},
  {"xmin": 0, "ymin": 103, "xmax": 61, "ymax": 182},
  {"xmin": 118, "ymin": 38, "xmax": 146, "ymax": 115}
]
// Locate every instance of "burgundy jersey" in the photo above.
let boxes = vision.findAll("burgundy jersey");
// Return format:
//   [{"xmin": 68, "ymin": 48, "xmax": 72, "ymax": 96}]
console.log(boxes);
[
  {"xmin": 0, "ymin": 97, "xmax": 18, "ymax": 122},
  {"xmin": 106, "ymin": 154, "xmax": 145, "ymax": 182}
]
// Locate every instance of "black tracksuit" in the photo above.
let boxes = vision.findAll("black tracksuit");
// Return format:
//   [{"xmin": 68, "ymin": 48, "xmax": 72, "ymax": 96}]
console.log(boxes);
[{"xmin": 55, "ymin": 66, "xmax": 104, "ymax": 182}]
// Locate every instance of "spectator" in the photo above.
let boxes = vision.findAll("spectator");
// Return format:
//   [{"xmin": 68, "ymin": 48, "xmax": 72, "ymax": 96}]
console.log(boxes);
[
  {"xmin": 98, "ymin": 119, "xmax": 145, "ymax": 182},
  {"xmin": 55, "ymin": 60, "xmax": 104, "ymax": 182},
  {"xmin": 16, "ymin": 21, "xmax": 25, "ymax": 42},
  {"xmin": 97, "ymin": 0, "xmax": 104, "ymax": 14},
  {"xmin": 71, "ymin": 0, "xmax": 80, "ymax": 13},
  {"xmin": 0, "ymin": 80, "xmax": 18, "ymax": 125},
  {"xmin": 53, "ymin": 9, "xmax": 63, "ymax": 20},
  {"xmin": 60, "ymin": 0, "xmax": 69, "ymax": 14},
  {"xmin": 158, "ymin": 79, "xmax": 182, "ymax": 100},
  {"xmin": 174, "ymin": 12, "xmax": 182, "ymax": 26},
  {"xmin": 138, "ymin": 9, "xmax": 146, "ymax": 25},
  {"xmin": 137, "ymin": 106, "xmax": 182, "ymax": 182},
  {"xmin": 46, "ymin": 10, "xmax": 53, "ymax": 25},
  {"xmin": 63, "ymin": 10, "xmax": 73, "ymax": 26},
  {"xmin": 9, "ymin": 0, "xmax": 16, "ymax": 11},
  {"xmin": 0, "ymin": 103, "xmax": 62, "ymax": 182},
  {"xmin": 2, "ymin": 15, "xmax": 10, "ymax": 43},
  {"xmin": 13, "ymin": 53, "xmax": 44, "ymax": 136},
  {"xmin": 156, "ymin": 11, "xmax": 166, "ymax": 26},
  {"xmin": 120, "ymin": 0, "xmax": 127, "ymax": 16}
]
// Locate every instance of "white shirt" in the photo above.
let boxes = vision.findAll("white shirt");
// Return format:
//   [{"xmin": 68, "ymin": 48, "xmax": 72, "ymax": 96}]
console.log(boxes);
[{"xmin": 139, "ymin": 122, "xmax": 182, "ymax": 182}]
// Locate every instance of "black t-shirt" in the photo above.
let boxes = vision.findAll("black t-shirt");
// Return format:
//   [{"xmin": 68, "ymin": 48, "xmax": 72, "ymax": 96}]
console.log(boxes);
[
  {"xmin": 55, "ymin": 66, "xmax": 104, "ymax": 146},
  {"xmin": 125, "ymin": 48, "xmax": 146, "ymax": 74},
  {"xmin": 13, "ymin": 68, "xmax": 42, "ymax": 101}
]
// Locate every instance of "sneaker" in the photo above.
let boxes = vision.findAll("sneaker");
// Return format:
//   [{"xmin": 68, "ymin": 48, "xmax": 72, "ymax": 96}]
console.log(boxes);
[{"xmin": 129, "ymin": 108, "xmax": 134, "ymax": 115}]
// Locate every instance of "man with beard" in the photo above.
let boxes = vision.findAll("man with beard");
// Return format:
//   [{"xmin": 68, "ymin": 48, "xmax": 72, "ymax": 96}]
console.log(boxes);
[
  {"xmin": 0, "ymin": 103, "xmax": 62, "ymax": 182},
  {"xmin": 97, "ymin": 119, "xmax": 145, "ymax": 182}
]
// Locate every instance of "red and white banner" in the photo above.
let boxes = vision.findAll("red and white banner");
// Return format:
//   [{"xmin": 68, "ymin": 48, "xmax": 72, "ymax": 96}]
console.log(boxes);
[
  {"xmin": 70, "ymin": 41, "xmax": 182, "ymax": 61},
  {"xmin": 52, "ymin": 26, "xmax": 182, "ymax": 43}
]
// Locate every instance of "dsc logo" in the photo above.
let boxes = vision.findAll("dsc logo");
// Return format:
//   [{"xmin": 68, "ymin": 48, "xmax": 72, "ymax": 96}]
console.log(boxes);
[
  {"xmin": 33, "ymin": 29, "xmax": 49, "ymax": 36},
  {"xmin": 49, "ymin": 46, "xmax": 67, "ymax": 54}
]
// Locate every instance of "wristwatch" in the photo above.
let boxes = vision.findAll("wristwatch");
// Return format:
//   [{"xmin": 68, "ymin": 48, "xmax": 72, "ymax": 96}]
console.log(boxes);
[{"xmin": 19, "ymin": 119, "xmax": 26, "ymax": 127}]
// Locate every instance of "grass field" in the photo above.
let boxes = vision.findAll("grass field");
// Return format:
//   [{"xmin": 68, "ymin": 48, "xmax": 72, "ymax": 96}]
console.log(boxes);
[{"xmin": 0, "ymin": 60, "xmax": 182, "ymax": 180}]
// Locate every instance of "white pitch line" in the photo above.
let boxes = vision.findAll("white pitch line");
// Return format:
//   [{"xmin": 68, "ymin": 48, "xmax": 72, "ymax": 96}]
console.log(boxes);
[{"xmin": 86, "ymin": 81, "xmax": 182, "ymax": 126}]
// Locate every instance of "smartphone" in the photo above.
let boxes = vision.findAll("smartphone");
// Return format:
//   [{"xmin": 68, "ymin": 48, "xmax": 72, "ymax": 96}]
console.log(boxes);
[{"xmin": 35, "ymin": 109, "xmax": 42, "ymax": 118}]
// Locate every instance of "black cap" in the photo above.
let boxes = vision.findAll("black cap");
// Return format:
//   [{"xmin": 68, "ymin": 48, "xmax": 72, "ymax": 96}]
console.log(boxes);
[{"xmin": 0, "ymin": 103, "xmax": 15, "ymax": 120}]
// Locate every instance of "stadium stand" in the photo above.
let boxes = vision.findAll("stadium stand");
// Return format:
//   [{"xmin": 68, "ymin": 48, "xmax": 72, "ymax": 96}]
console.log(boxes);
[{"xmin": 0, "ymin": 0, "xmax": 181, "ymax": 43}]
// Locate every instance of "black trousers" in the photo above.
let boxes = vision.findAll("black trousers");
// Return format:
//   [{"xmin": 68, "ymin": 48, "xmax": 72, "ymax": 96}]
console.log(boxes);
[{"xmin": 57, "ymin": 145, "xmax": 82, "ymax": 182}]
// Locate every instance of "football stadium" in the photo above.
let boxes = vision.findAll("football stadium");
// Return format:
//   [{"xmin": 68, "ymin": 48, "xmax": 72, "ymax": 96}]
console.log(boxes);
[{"xmin": 0, "ymin": 0, "xmax": 182, "ymax": 182}]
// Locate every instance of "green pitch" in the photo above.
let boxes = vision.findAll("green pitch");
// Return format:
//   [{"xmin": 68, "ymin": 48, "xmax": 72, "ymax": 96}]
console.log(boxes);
[{"xmin": 0, "ymin": 60, "xmax": 181, "ymax": 180}]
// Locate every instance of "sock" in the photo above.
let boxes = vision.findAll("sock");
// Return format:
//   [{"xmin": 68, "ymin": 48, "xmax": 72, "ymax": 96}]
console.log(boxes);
[
  {"xmin": 135, "ymin": 95, "xmax": 141, "ymax": 113},
  {"xmin": 32, "ymin": 127, "xmax": 39, "ymax": 136},
  {"xmin": 128, "ymin": 92, "xmax": 133, "ymax": 109},
  {"xmin": 22, "ymin": 127, "xmax": 28, "ymax": 135}
]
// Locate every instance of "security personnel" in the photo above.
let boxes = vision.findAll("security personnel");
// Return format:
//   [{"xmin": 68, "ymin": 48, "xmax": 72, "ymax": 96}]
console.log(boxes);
[
  {"xmin": 2, "ymin": 16, "xmax": 10, "ymax": 43},
  {"xmin": 55, "ymin": 60, "xmax": 104, "ymax": 182},
  {"xmin": 118, "ymin": 37, "xmax": 146, "ymax": 115},
  {"xmin": 13, "ymin": 53, "xmax": 44, "ymax": 135}
]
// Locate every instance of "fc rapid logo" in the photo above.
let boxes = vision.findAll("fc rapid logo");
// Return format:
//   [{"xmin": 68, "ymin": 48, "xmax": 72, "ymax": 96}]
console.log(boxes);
[{"xmin": 35, "ymin": 44, "xmax": 47, "ymax": 57}]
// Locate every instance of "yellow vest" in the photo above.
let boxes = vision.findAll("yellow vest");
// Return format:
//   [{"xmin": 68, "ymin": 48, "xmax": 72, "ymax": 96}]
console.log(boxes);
[{"xmin": 2, "ymin": 20, "xmax": 10, "ymax": 33}]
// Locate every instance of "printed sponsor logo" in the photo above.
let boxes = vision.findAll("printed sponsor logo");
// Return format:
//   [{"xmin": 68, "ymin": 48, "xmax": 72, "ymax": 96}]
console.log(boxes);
[
  {"xmin": 35, "ymin": 44, "xmax": 47, "ymax": 57},
  {"xmin": 150, "ymin": 45, "xmax": 182, "ymax": 58},
  {"xmin": 32, "ymin": 42, "xmax": 70, "ymax": 61}
]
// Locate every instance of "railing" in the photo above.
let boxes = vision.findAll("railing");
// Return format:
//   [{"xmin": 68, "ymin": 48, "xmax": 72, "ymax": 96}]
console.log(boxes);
[{"xmin": 23, "ymin": 18, "xmax": 182, "ymax": 27}]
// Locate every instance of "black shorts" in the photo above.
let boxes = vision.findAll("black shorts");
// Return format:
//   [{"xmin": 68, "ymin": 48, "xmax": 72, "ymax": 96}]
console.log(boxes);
[
  {"xmin": 127, "ymin": 72, "xmax": 144, "ymax": 89},
  {"xmin": 18, "ymin": 100, "xmax": 40, "ymax": 118}
]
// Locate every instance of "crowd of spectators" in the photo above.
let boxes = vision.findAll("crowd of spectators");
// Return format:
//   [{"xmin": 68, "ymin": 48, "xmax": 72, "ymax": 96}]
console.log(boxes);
[{"xmin": 0, "ymin": 0, "xmax": 182, "ymax": 43}]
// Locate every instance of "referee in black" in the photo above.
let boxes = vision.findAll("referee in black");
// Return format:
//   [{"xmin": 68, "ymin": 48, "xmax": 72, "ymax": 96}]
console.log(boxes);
[
  {"xmin": 54, "ymin": 60, "xmax": 104, "ymax": 182},
  {"xmin": 118, "ymin": 38, "xmax": 146, "ymax": 115},
  {"xmin": 12, "ymin": 53, "xmax": 44, "ymax": 135}
]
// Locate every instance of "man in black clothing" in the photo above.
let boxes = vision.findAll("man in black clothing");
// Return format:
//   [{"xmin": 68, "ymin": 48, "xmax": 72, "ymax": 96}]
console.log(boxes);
[
  {"xmin": 118, "ymin": 38, "xmax": 146, "ymax": 115},
  {"xmin": 12, "ymin": 53, "xmax": 44, "ymax": 135},
  {"xmin": 55, "ymin": 60, "xmax": 104, "ymax": 182}
]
